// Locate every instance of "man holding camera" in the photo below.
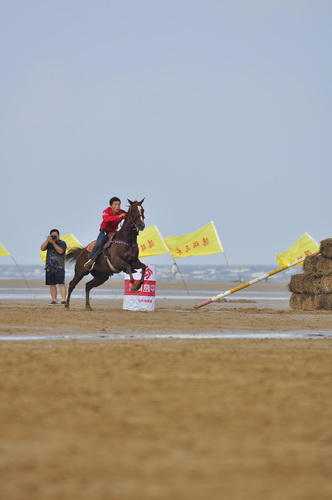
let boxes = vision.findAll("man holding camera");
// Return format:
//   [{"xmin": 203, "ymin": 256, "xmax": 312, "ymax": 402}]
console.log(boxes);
[{"xmin": 40, "ymin": 229, "xmax": 67, "ymax": 305}]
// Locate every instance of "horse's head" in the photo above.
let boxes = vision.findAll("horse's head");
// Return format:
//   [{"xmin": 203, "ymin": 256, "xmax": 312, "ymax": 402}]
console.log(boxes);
[{"xmin": 127, "ymin": 198, "xmax": 145, "ymax": 232}]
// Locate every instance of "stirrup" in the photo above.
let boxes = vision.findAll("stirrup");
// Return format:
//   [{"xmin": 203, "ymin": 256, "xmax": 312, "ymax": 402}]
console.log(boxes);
[{"xmin": 84, "ymin": 259, "xmax": 95, "ymax": 270}]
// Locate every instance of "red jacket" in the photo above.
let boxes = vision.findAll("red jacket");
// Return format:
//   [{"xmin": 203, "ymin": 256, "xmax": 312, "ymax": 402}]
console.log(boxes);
[{"xmin": 100, "ymin": 207, "xmax": 127, "ymax": 232}]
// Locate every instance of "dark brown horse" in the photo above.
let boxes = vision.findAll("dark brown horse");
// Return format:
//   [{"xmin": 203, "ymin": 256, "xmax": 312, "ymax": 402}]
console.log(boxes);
[{"xmin": 65, "ymin": 199, "xmax": 146, "ymax": 310}]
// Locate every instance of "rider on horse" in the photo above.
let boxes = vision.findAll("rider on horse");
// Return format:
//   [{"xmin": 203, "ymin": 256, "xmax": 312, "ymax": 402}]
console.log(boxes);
[{"xmin": 84, "ymin": 196, "xmax": 127, "ymax": 270}]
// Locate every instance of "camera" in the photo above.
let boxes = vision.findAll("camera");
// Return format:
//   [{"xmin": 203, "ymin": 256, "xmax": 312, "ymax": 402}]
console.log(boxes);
[{"xmin": 51, "ymin": 235, "xmax": 57, "ymax": 241}]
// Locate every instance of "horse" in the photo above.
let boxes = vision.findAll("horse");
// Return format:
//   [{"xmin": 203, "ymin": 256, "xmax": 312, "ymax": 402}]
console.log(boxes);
[{"xmin": 65, "ymin": 199, "xmax": 146, "ymax": 310}]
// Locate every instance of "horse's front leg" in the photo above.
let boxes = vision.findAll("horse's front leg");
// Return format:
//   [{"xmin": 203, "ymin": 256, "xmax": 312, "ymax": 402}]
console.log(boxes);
[
  {"xmin": 125, "ymin": 264, "xmax": 139, "ymax": 292},
  {"xmin": 115, "ymin": 260, "xmax": 142, "ymax": 293},
  {"xmin": 131, "ymin": 261, "xmax": 146, "ymax": 292},
  {"xmin": 125, "ymin": 260, "xmax": 146, "ymax": 292}
]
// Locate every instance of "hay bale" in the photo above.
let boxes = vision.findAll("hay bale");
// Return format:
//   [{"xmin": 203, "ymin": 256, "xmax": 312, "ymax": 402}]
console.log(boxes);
[
  {"xmin": 289, "ymin": 240, "xmax": 332, "ymax": 310},
  {"xmin": 289, "ymin": 292, "xmax": 322, "ymax": 310},
  {"xmin": 288, "ymin": 274, "xmax": 316, "ymax": 293},
  {"xmin": 316, "ymin": 257, "xmax": 332, "ymax": 276},
  {"xmin": 320, "ymin": 238, "xmax": 332, "ymax": 259},
  {"xmin": 303, "ymin": 254, "xmax": 321, "ymax": 276},
  {"xmin": 289, "ymin": 275, "xmax": 332, "ymax": 295},
  {"xmin": 303, "ymin": 254, "xmax": 332, "ymax": 276},
  {"xmin": 318, "ymin": 294, "xmax": 332, "ymax": 310},
  {"xmin": 318, "ymin": 276, "xmax": 332, "ymax": 293},
  {"xmin": 290, "ymin": 291, "xmax": 332, "ymax": 310}
]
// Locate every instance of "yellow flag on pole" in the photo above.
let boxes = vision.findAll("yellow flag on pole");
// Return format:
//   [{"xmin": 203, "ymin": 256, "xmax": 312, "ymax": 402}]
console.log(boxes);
[
  {"xmin": 0, "ymin": 243, "xmax": 10, "ymax": 257},
  {"xmin": 164, "ymin": 221, "xmax": 223, "ymax": 258},
  {"xmin": 276, "ymin": 233, "xmax": 319, "ymax": 267},
  {"xmin": 40, "ymin": 234, "xmax": 83, "ymax": 262},
  {"xmin": 137, "ymin": 225, "xmax": 169, "ymax": 258},
  {"xmin": 62, "ymin": 234, "xmax": 83, "ymax": 252}
]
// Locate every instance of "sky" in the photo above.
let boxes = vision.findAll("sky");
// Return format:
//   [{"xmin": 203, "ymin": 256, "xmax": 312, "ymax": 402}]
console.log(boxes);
[{"xmin": 1, "ymin": 0, "xmax": 331, "ymax": 268}]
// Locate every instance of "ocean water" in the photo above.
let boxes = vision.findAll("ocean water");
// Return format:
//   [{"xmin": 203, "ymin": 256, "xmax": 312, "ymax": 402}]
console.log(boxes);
[
  {"xmin": 0, "ymin": 263, "xmax": 301, "ymax": 283},
  {"xmin": 0, "ymin": 263, "xmax": 296, "ymax": 302}
]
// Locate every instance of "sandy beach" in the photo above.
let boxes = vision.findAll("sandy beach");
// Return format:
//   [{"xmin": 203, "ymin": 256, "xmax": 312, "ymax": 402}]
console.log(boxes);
[{"xmin": 1, "ymin": 279, "xmax": 332, "ymax": 499}]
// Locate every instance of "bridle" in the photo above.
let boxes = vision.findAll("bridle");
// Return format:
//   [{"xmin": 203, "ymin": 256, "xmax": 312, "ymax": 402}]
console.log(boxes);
[{"xmin": 123, "ymin": 204, "xmax": 145, "ymax": 233}]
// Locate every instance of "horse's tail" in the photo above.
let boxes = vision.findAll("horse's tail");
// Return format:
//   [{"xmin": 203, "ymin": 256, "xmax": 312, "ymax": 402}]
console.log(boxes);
[{"xmin": 66, "ymin": 247, "xmax": 87, "ymax": 265}]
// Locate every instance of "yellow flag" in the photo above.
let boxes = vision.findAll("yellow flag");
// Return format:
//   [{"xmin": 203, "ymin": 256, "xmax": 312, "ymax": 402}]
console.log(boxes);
[
  {"xmin": 164, "ymin": 221, "xmax": 223, "ymax": 258},
  {"xmin": 40, "ymin": 233, "xmax": 83, "ymax": 262},
  {"xmin": 276, "ymin": 233, "xmax": 319, "ymax": 267},
  {"xmin": 62, "ymin": 234, "xmax": 83, "ymax": 252},
  {"xmin": 137, "ymin": 225, "xmax": 169, "ymax": 258},
  {"xmin": 0, "ymin": 243, "xmax": 10, "ymax": 257}
]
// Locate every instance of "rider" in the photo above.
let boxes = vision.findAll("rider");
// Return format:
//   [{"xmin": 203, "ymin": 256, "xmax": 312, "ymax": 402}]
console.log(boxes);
[{"xmin": 84, "ymin": 197, "xmax": 127, "ymax": 270}]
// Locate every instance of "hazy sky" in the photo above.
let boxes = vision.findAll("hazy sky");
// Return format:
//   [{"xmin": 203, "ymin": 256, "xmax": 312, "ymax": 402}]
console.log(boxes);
[{"xmin": 1, "ymin": 0, "xmax": 331, "ymax": 267}]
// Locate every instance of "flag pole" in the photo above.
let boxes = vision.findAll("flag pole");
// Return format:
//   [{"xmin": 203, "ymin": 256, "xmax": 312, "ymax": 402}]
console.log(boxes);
[
  {"xmin": 163, "ymin": 236, "xmax": 190, "ymax": 295},
  {"xmin": 173, "ymin": 259, "xmax": 190, "ymax": 295},
  {"xmin": 210, "ymin": 221, "xmax": 233, "ymax": 280},
  {"xmin": 10, "ymin": 256, "xmax": 32, "ymax": 294},
  {"xmin": 194, "ymin": 252, "xmax": 320, "ymax": 309},
  {"xmin": 221, "ymin": 249, "xmax": 234, "ymax": 280},
  {"xmin": 0, "ymin": 243, "xmax": 32, "ymax": 293}
]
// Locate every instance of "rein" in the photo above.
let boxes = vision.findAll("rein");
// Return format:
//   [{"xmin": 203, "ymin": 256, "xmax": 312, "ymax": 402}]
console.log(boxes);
[{"xmin": 112, "ymin": 240, "xmax": 138, "ymax": 247}]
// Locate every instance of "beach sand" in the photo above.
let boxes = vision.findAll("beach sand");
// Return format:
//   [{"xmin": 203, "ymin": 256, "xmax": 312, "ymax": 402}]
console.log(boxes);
[{"xmin": 1, "ymin": 279, "xmax": 332, "ymax": 499}]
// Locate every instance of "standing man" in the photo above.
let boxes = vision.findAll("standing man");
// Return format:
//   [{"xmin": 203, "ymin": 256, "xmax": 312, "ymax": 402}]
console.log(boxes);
[
  {"xmin": 40, "ymin": 229, "xmax": 67, "ymax": 305},
  {"xmin": 84, "ymin": 196, "xmax": 127, "ymax": 270}
]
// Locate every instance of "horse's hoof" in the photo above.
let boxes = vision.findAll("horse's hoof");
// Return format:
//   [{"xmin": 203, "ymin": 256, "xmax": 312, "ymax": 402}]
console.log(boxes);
[
  {"xmin": 86, "ymin": 305, "xmax": 93, "ymax": 311},
  {"xmin": 130, "ymin": 284, "xmax": 138, "ymax": 293}
]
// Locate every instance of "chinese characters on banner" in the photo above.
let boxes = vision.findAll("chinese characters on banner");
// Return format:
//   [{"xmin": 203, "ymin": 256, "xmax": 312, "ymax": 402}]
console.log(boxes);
[
  {"xmin": 137, "ymin": 225, "xmax": 169, "ymax": 258},
  {"xmin": 275, "ymin": 233, "xmax": 319, "ymax": 267},
  {"xmin": 163, "ymin": 222, "xmax": 223, "ymax": 258}
]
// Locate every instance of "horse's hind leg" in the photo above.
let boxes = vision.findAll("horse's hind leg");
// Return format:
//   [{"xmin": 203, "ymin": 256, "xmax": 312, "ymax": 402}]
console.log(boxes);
[
  {"xmin": 85, "ymin": 272, "xmax": 109, "ymax": 310},
  {"xmin": 65, "ymin": 273, "xmax": 86, "ymax": 309}
]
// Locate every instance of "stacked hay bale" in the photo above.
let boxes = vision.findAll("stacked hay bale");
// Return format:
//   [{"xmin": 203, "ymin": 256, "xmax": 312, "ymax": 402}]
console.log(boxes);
[{"xmin": 289, "ymin": 238, "xmax": 332, "ymax": 311}]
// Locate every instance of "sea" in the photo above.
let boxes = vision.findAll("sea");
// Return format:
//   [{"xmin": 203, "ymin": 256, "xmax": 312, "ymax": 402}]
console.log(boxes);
[
  {"xmin": 0, "ymin": 263, "xmax": 297, "ymax": 303},
  {"xmin": 0, "ymin": 263, "xmax": 301, "ymax": 283}
]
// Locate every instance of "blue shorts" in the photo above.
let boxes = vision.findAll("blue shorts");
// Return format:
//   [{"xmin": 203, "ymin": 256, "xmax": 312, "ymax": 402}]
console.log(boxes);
[{"xmin": 46, "ymin": 269, "xmax": 65, "ymax": 285}]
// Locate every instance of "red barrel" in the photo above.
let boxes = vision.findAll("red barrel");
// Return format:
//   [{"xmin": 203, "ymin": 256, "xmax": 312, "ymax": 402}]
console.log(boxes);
[{"xmin": 123, "ymin": 264, "xmax": 156, "ymax": 311}]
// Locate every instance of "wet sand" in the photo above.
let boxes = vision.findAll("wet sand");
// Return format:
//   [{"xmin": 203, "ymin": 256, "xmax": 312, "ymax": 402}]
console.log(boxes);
[
  {"xmin": 1, "ymin": 279, "xmax": 332, "ymax": 336},
  {"xmin": 1, "ymin": 280, "xmax": 332, "ymax": 499}
]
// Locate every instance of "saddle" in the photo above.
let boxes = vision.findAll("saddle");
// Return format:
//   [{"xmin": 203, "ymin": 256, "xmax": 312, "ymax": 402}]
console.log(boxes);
[
  {"xmin": 85, "ymin": 233, "xmax": 117, "ymax": 274},
  {"xmin": 85, "ymin": 231, "xmax": 116, "ymax": 253}
]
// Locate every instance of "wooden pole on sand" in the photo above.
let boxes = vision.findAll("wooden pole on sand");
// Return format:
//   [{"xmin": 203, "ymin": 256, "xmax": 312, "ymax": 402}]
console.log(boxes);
[{"xmin": 194, "ymin": 252, "xmax": 320, "ymax": 309}]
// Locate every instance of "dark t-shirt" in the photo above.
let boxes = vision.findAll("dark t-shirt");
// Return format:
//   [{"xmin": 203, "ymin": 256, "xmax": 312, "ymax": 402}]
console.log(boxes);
[{"xmin": 46, "ymin": 240, "xmax": 67, "ymax": 272}]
